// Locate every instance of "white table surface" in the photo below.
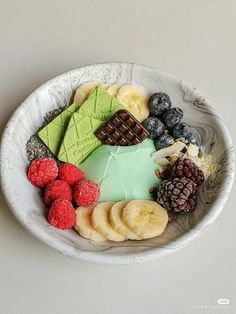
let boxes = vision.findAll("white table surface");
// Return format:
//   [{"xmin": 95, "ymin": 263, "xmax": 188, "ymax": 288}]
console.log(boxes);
[{"xmin": 0, "ymin": 1, "xmax": 235, "ymax": 313}]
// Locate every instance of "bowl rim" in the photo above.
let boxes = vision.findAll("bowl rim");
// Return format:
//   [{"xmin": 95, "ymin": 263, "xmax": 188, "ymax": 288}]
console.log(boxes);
[{"xmin": 0, "ymin": 62, "xmax": 235, "ymax": 264}]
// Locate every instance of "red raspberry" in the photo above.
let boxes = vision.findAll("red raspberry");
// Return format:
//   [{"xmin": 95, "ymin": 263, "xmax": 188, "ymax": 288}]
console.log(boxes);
[
  {"xmin": 44, "ymin": 180, "xmax": 72, "ymax": 206},
  {"xmin": 48, "ymin": 199, "xmax": 75, "ymax": 230},
  {"xmin": 58, "ymin": 163, "xmax": 84, "ymax": 186},
  {"xmin": 74, "ymin": 179, "xmax": 100, "ymax": 206},
  {"xmin": 27, "ymin": 158, "xmax": 58, "ymax": 187}
]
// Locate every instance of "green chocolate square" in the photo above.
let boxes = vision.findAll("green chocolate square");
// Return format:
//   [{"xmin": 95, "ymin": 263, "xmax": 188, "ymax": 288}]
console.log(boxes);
[
  {"xmin": 57, "ymin": 112, "xmax": 103, "ymax": 165},
  {"xmin": 38, "ymin": 103, "xmax": 78, "ymax": 156},
  {"xmin": 78, "ymin": 86, "xmax": 124, "ymax": 121}
]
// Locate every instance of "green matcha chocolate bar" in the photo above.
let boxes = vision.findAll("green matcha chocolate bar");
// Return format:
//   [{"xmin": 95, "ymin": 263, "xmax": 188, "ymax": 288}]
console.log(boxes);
[
  {"xmin": 38, "ymin": 103, "xmax": 78, "ymax": 155},
  {"xmin": 78, "ymin": 86, "xmax": 124, "ymax": 121},
  {"xmin": 57, "ymin": 86, "xmax": 125, "ymax": 164},
  {"xmin": 39, "ymin": 86, "xmax": 124, "ymax": 162},
  {"xmin": 58, "ymin": 112, "xmax": 102, "ymax": 165}
]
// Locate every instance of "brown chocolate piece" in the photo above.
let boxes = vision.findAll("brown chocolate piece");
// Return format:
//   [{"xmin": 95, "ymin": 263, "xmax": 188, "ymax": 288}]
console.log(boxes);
[{"xmin": 95, "ymin": 110, "xmax": 149, "ymax": 146}]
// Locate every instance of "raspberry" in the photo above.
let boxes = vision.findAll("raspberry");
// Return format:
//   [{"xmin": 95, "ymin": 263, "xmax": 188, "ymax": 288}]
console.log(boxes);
[
  {"xmin": 27, "ymin": 158, "xmax": 58, "ymax": 187},
  {"xmin": 157, "ymin": 177, "xmax": 198, "ymax": 213},
  {"xmin": 74, "ymin": 179, "xmax": 100, "ymax": 206},
  {"xmin": 172, "ymin": 158, "xmax": 204, "ymax": 186},
  {"xmin": 48, "ymin": 199, "xmax": 75, "ymax": 230},
  {"xmin": 44, "ymin": 180, "xmax": 72, "ymax": 206},
  {"xmin": 58, "ymin": 163, "xmax": 84, "ymax": 186}
]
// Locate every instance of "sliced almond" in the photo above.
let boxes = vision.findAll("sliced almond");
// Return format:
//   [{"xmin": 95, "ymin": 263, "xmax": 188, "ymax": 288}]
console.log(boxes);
[{"xmin": 152, "ymin": 141, "xmax": 186, "ymax": 163}]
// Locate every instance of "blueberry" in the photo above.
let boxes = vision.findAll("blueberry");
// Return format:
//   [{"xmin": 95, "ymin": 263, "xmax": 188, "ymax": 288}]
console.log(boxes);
[
  {"xmin": 155, "ymin": 134, "xmax": 174, "ymax": 149},
  {"xmin": 172, "ymin": 122, "xmax": 192, "ymax": 140},
  {"xmin": 148, "ymin": 93, "xmax": 171, "ymax": 116},
  {"xmin": 162, "ymin": 107, "xmax": 183, "ymax": 129},
  {"xmin": 143, "ymin": 117, "xmax": 165, "ymax": 139}
]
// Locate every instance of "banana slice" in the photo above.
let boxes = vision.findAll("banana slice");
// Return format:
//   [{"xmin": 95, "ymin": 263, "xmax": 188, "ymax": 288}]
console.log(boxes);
[
  {"xmin": 74, "ymin": 81, "xmax": 99, "ymax": 106},
  {"xmin": 92, "ymin": 202, "xmax": 126, "ymax": 242},
  {"xmin": 116, "ymin": 85, "xmax": 149, "ymax": 122},
  {"xmin": 75, "ymin": 207, "xmax": 106, "ymax": 242},
  {"xmin": 122, "ymin": 200, "xmax": 168, "ymax": 239},
  {"xmin": 106, "ymin": 84, "xmax": 121, "ymax": 97},
  {"xmin": 109, "ymin": 201, "xmax": 141, "ymax": 240},
  {"xmin": 100, "ymin": 83, "xmax": 112, "ymax": 90}
]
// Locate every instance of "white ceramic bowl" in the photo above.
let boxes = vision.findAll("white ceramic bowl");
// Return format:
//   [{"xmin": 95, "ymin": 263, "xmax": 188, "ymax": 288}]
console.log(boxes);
[{"xmin": 0, "ymin": 63, "xmax": 234, "ymax": 264}]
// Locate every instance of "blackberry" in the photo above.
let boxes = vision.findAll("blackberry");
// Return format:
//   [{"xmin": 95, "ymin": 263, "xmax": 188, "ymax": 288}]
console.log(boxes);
[
  {"xmin": 148, "ymin": 92, "xmax": 171, "ymax": 116},
  {"xmin": 162, "ymin": 107, "xmax": 183, "ymax": 129},
  {"xmin": 142, "ymin": 117, "xmax": 165, "ymax": 139},
  {"xmin": 172, "ymin": 122, "xmax": 192, "ymax": 140},
  {"xmin": 156, "ymin": 177, "xmax": 198, "ymax": 213},
  {"xmin": 154, "ymin": 134, "xmax": 174, "ymax": 149},
  {"xmin": 172, "ymin": 158, "xmax": 204, "ymax": 186}
]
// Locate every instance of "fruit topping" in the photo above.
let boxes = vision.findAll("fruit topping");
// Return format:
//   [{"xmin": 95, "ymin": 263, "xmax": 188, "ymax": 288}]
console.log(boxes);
[
  {"xmin": 48, "ymin": 199, "xmax": 75, "ymax": 230},
  {"xmin": 154, "ymin": 134, "xmax": 174, "ymax": 149},
  {"xmin": 75, "ymin": 200, "xmax": 168, "ymax": 242},
  {"xmin": 109, "ymin": 200, "xmax": 141, "ymax": 240},
  {"xmin": 162, "ymin": 107, "xmax": 183, "ymax": 129},
  {"xmin": 58, "ymin": 163, "xmax": 85, "ymax": 186},
  {"xmin": 44, "ymin": 180, "xmax": 73, "ymax": 206},
  {"xmin": 106, "ymin": 84, "xmax": 121, "ymax": 97},
  {"xmin": 156, "ymin": 177, "xmax": 198, "ymax": 213},
  {"xmin": 172, "ymin": 158, "xmax": 204, "ymax": 186},
  {"xmin": 91, "ymin": 202, "xmax": 126, "ymax": 241},
  {"xmin": 148, "ymin": 92, "xmax": 172, "ymax": 116},
  {"xmin": 142, "ymin": 117, "xmax": 165, "ymax": 139},
  {"xmin": 116, "ymin": 85, "xmax": 149, "ymax": 122},
  {"xmin": 74, "ymin": 81, "xmax": 99, "ymax": 106},
  {"xmin": 74, "ymin": 179, "xmax": 100, "ymax": 207},
  {"xmin": 74, "ymin": 206, "xmax": 106, "ymax": 242},
  {"xmin": 122, "ymin": 200, "xmax": 168, "ymax": 238},
  {"xmin": 172, "ymin": 122, "xmax": 193, "ymax": 141},
  {"xmin": 27, "ymin": 158, "xmax": 58, "ymax": 187}
]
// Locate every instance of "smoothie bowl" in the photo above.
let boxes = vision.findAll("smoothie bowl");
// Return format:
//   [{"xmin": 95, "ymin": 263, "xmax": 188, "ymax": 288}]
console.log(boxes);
[{"xmin": 0, "ymin": 63, "xmax": 234, "ymax": 264}]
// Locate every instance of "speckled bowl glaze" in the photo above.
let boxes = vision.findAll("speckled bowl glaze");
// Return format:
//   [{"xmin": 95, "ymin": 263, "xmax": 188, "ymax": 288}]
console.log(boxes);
[{"xmin": 0, "ymin": 63, "xmax": 234, "ymax": 264}]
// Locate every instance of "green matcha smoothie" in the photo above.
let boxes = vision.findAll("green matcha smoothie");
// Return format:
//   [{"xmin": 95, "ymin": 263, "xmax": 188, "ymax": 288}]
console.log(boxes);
[{"xmin": 80, "ymin": 139, "xmax": 161, "ymax": 202}]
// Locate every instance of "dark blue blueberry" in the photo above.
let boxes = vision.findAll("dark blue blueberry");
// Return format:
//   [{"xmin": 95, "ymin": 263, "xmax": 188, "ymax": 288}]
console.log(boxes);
[
  {"xmin": 148, "ymin": 93, "xmax": 172, "ymax": 116},
  {"xmin": 154, "ymin": 134, "xmax": 174, "ymax": 149},
  {"xmin": 162, "ymin": 107, "xmax": 183, "ymax": 129},
  {"xmin": 172, "ymin": 122, "xmax": 192, "ymax": 140},
  {"xmin": 143, "ymin": 117, "xmax": 165, "ymax": 139}
]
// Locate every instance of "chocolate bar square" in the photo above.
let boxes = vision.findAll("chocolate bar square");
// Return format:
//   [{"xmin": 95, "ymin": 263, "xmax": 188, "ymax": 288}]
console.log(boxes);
[{"xmin": 95, "ymin": 110, "xmax": 149, "ymax": 146}]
